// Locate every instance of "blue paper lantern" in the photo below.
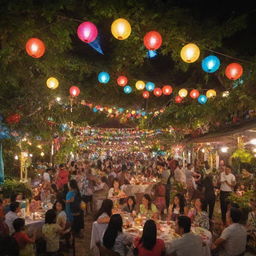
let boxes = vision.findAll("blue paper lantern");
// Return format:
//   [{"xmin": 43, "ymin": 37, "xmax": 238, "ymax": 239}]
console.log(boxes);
[
  {"xmin": 201, "ymin": 55, "xmax": 220, "ymax": 73},
  {"xmin": 146, "ymin": 82, "xmax": 155, "ymax": 92},
  {"xmin": 141, "ymin": 111, "xmax": 146, "ymax": 116},
  {"xmin": 118, "ymin": 108, "xmax": 124, "ymax": 113},
  {"xmin": 98, "ymin": 72, "xmax": 110, "ymax": 83},
  {"xmin": 93, "ymin": 107, "xmax": 98, "ymax": 112},
  {"xmin": 147, "ymin": 50, "xmax": 158, "ymax": 58},
  {"xmin": 198, "ymin": 95, "xmax": 208, "ymax": 104},
  {"xmin": 124, "ymin": 85, "xmax": 132, "ymax": 94}
]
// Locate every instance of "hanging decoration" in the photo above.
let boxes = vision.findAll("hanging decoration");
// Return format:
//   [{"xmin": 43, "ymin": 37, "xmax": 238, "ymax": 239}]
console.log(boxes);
[
  {"xmin": 153, "ymin": 88, "xmax": 162, "ymax": 97},
  {"xmin": 178, "ymin": 88, "xmax": 188, "ymax": 98},
  {"xmin": 117, "ymin": 76, "xmax": 128, "ymax": 87},
  {"xmin": 124, "ymin": 85, "xmax": 132, "ymax": 94},
  {"xmin": 69, "ymin": 86, "xmax": 80, "ymax": 97},
  {"xmin": 225, "ymin": 63, "xmax": 243, "ymax": 80},
  {"xmin": 135, "ymin": 80, "xmax": 145, "ymax": 90},
  {"xmin": 144, "ymin": 31, "xmax": 162, "ymax": 50},
  {"xmin": 198, "ymin": 95, "xmax": 208, "ymax": 104},
  {"xmin": 201, "ymin": 55, "xmax": 220, "ymax": 73},
  {"xmin": 77, "ymin": 21, "xmax": 98, "ymax": 43},
  {"xmin": 180, "ymin": 43, "xmax": 200, "ymax": 63},
  {"xmin": 25, "ymin": 38, "xmax": 45, "ymax": 58},
  {"xmin": 88, "ymin": 36, "xmax": 104, "ymax": 54},
  {"xmin": 206, "ymin": 89, "xmax": 217, "ymax": 98},
  {"xmin": 142, "ymin": 91, "xmax": 150, "ymax": 99},
  {"xmin": 111, "ymin": 18, "xmax": 131, "ymax": 40},
  {"xmin": 162, "ymin": 85, "xmax": 173, "ymax": 96},
  {"xmin": 190, "ymin": 89, "xmax": 200, "ymax": 99},
  {"xmin": 46, "ymin": 77, "xmax": 59, "ymax": 89},
  {"xmin": 147, "ymin": 50, "xmax": 158, "ymax": 58},
  {"xmin": 175, "ymin": 96, "xmax": 183, "ymax": 103},
  {"xmin": 98, "ymin": 72, "xmax": 110, "ymax": 84},
  {"xmin": 146, "ymin": 82, "xmax": 155, "ymax": 92}
]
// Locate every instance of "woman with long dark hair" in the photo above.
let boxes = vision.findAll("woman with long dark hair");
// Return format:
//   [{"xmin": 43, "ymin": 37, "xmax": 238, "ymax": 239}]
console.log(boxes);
[
  {"xmin": 135, "ymin": 220, "xmax": 165, "ymax": 256},
  {"xmin": 103, "ymin": 214, "xmax": 132, "ymax": 256},
  {"xmin": 95, "ymin": 199, "xmax": 113, "ymax": 224},
  {"xmin": 122, "ymin": 196, "xmax": 136, "ymax": 214},
  {"xmin": 139, "ymin": 194, "xmax": 158, "ymax": 219},
  {"xmin": 65, "ymin": 179, "xmax": 83, "ymax": 237},
  {"xmin": 167, "ymin": 193, "xmax": 188, "ymax": 221}
]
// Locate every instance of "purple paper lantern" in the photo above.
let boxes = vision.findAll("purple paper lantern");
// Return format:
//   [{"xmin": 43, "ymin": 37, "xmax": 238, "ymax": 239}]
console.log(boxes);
[{"xmin": 77, "ymin": 22, "xmax": 98, "ymax": 43}]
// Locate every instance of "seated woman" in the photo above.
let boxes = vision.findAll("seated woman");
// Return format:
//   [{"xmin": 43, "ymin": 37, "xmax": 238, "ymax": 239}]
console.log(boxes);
[
  {"xmin": 188, "ymin": 198, "xmax": 210, "ymax": 230},
  {"xmin": 139, "ymin": 194, "xmax": 158, "ymax": 219},
  {"xmin": 108, "ymin": 178, "xmax": 126, "ymax": 199},
  {"xmin": 122, "ymin": 196, "xmax": 136, "ymax": 214},
  {"xmin": 102, "ymin": 214, "xmax": 132, "ymax": 256},
  {"xmin": 167, "ymin": 193, "xmax": 188, "ymax": 221},
  {"xmin": 13, "ymin": 218, "xmax": 35, "ymax": 256},
  {"xmin": 134, "ymin": 219, "xmax": 165, "ymax": 256},
  {"xmin": 95, "ymin": 199, "xmax": 114, "ymax": 224},
  {"xmin": 53, "ymin": 200, "xmax": 67, "ymax": 229}
]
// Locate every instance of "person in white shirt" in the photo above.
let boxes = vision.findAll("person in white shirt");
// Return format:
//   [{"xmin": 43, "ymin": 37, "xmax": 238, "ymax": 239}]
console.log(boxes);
[
  {"xmin": 174, "ymin": 164, "xmax": 186, "ymax": 186},
  {"xmin": 166, "ymin": 215, "xmax": 204, "ymax": 256},
  {"xmin": 220, "ymin": 166, "xmax": 236, "ymax": 224},
  {"xmin": 43, "ymin": 169, "xmax": 51, "ymax": 183},
  {"xmin": 5, "ymin": 202, "xmax": 20, "ymax": 235},
  {"xmin": 213, "ymin": 207, "xmax": 247, "ymax": 256}
]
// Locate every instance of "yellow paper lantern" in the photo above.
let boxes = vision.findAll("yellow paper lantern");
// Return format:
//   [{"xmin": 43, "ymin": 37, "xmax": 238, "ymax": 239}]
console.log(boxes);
[
  {"xmin": 131, "ymin": 110, "xmax": 136, "ymax": 115},
  {"xmin": 180, "ymin": 43, "xmax": 200, "ymax": 63},
  {"xmin": 206, "ymin": 89, "xmax": 217, "ymax": 98},
  {"xmin": 111, "ymin": 18, "xmax": 131, "ymax": 40},
  {"xmin": 135, "ymin": 80, "xmax": 145, "ymax": 90},
  {"xmin": 178, "ymin": 88, "xmax": 188, "ymax": 98},
  {"xmin": 108, "ymin": 108, "xmax": 113, "ymax": 114},
  {"xmin": 46, "ymin": 77, "xmax": 59, "ymax": 89}
]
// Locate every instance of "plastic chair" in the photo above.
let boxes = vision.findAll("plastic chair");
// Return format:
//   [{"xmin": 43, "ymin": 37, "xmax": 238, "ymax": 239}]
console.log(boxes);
[{"xmin": 96, "ymin": 242, "xmax": 120, "ymax": 256}]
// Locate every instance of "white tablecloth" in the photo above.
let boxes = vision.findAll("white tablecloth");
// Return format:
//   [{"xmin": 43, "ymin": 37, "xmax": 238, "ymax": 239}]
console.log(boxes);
[
  {"xmin": 25, "ymin": 219, "xmax": 44, "ymax": 239},
  {"xmin": 122, "ymin": 184, "xmax": 155, "ymax": 196}
]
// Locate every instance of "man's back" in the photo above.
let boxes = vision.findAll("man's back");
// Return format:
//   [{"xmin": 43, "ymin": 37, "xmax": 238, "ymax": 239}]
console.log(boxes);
[{"xmin": 167, "ymin": 232, "xmax": 203, "ymax": 256}]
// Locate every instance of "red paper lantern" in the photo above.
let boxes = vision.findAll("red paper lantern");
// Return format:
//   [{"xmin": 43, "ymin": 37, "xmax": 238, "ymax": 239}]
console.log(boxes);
[
  {"xmin": 190, "ymin": 89, "xmax": 200, "ymax": 99},
  {"xmin": 69, "ymin": 86, "xmax": 80, "ymax": 97},
  {"xmin": 162, "ymin": 85, "xmax": 173, "ymax": 95},
  {"xmin": 144, "ymin": 31, "xmax": 162, "ymax": 50},
  {"xmin": 117, "ymin": 76, "xmax": 128, "ymax": 87},
  {"xmin": 26, "ymin": 38, "xmax": 45, "ymax": 58},
  {"xmin": 6, "ymin": 113, "xmax": 21, "ymax": 124},
  {"xmin": 142, "ymin": 91, "xmax": 150, "ymax": 99},
  {"xmin": 225, "ymin": 63, "xmax": 243, "ymax": 80},
  {"xmin": 175, "ymin": 96, "xmax": 183, "ymax": 103},
  {"xmin": 153, "ymin": 88, "xmax": 162, "ymax": 97}
]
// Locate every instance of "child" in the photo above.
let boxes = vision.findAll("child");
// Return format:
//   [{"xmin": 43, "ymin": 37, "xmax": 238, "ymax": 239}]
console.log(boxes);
[{"xmin": 13, "ymin": 218, "xmax": 35, "ymax": 256}]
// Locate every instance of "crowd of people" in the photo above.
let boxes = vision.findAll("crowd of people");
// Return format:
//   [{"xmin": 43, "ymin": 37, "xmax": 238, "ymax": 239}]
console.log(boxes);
[{"xmin": 0, "ymin": 151, "xmax": 255, "ymax": 256}]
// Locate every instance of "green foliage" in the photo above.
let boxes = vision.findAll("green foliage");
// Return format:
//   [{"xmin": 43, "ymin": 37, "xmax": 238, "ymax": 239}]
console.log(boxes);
[
  {"xmin": 0, "ymin": 179, "xmax": 32, "ymax": 199},
  {"xmin": 232, "ymin": 148, "xmax": 254, "ymax": 163},
  {"xmin": 228, "ymin": 190, "xmax": 255, "ymax": 210}
]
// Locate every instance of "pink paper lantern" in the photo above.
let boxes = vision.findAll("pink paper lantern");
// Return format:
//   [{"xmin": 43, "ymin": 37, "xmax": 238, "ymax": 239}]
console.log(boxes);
[{"xmin": 77, "ymin": 22, "xmax": 98, "ymax": 43}]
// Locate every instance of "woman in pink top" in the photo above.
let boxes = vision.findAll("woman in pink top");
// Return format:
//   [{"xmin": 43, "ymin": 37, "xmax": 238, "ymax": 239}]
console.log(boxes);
[
  {"xmin": 134, "ymin": 219, "xmax": 165, "ymax": 256},
  {"xmin": 56, "ymin": 164, "xmax": 69, "ymax": 189}
]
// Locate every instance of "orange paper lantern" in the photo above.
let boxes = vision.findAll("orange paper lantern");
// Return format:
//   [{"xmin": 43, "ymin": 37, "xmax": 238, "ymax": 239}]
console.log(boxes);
[
  {"xmin": 117, "ymin": 76, "xmax": 128, "ymax": 87},
  {"xmin": 26, "ymin": 38, "xmax": 45, "ymax": 58},
  {"xmin": 225, "ymin": 63, "xmax": 243, "ymax": 80},
  {"xmin": 190, "ymin": 89, "xmax": 200, "ymax": 99},
  {"xmin": 162, "ymin": 85, "xmax": 173, "ymax": 95},
  {"xmin": 144, "ymin": 31, "xmax": 162, "ymax": 50},
  {"xmin": 142, "ymin": 91, "xmax": 150, "ymax": 99},
  {"xmin": 153, "ymin": 88, "xmax": 162, "ymax": 97}
]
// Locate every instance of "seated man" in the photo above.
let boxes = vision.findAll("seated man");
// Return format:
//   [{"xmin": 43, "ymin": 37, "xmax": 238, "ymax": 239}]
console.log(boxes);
[
  {"xmin": 212, "ymin": 207, "xmax": 247, "ymax": 256},
  {"xmin": 166, "ymin": 216, "xmax": 204, "ymax": 256}
]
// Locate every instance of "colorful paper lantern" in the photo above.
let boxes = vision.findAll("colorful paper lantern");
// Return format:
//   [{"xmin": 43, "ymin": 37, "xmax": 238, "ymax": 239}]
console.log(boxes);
[
  {"xmin": 202, "ymin": 55, "xmax": 220, "ymax": 73},
  {"xmin": 144, "ymin": 31, "xmax": 162, "ymax": 50},
  {"xmin": 175, "ymin": 96, "xmax": 183, "ymax": 103},
  {"xmin": 46, "ymin": 77, "xmax": 59, "ymax": 89},
  {"xmin": 146, "ymin": 82, "xmax": 155, "ymax": 92},
  {"xmin": 178, "ymin": 88, "xmax": 188, "ymax": 98},
  {"xmin": 153, "ymin": 88, "xmax": 162, "ymax": 97},
  {"xmin": 135, "ymin": 80, "xmax": 145, "ymax": 90},
  {"xmin": 124, "ymin": 85, "xmax": 132, "ymax": 94},
  {"xmin": 206, "ymin": 89, "xmax": 217, "ymax": 98},
  {"xmin": 142, "ymin": 91, "xmax": 150, "ymax": 99},
  {"xmin": 162, "ymin": 85, "xmax": 173, "ymax": 95},
  {"xmin": 111, "ymin": 18, "xmax": 131, "ymax": 40},
  {"xmin": 69, "ymin": 86, "xmax": 80, "ymax": 97},
  {"xmin": 198, "ymin": 95, "xmax": 208, "ymax": 104},
  {"xmin": 98, "ymin": 72, "xmax": 110, "ymax": 83},
  {"xmin": 77, "ymin": 22, "xmax": 98, "ymax": 43},
  {"xmin": 190, "ymin": 89, "xmax": 200, "ymax": 99},
  {"xmin": 26, "ymin": 38, "xmax": 45, "ymax": 58},
  {"xmin": 180, "ymin": 43, "xmax": 200, "ymax": 63},
  {"xmin": 225, "ymin": 63, "xmax": 243, "ymax": 80},
  {"xmin": 117, "ymin": 76, "xmax": 128, "ymax": 87}
]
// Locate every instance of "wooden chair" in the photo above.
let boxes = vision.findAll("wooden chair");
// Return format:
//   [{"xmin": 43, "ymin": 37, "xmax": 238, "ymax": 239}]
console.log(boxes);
[{"xmin": 96, "ymin": 242, "xmax": 120, "ymax": 256}]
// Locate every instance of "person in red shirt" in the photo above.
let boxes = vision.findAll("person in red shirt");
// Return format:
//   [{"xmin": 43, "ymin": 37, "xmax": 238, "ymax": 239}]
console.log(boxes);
[
  {"xmin": 56, "ymin": 164, "xmax": 69, "ymax": 189},
  {"xmin": 13, "ymin": 218, "xmax": 35, "ymax": 255},
  {"xmin": 134, "ymin": 219, "xmax": 165, "ymax": 256}
]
